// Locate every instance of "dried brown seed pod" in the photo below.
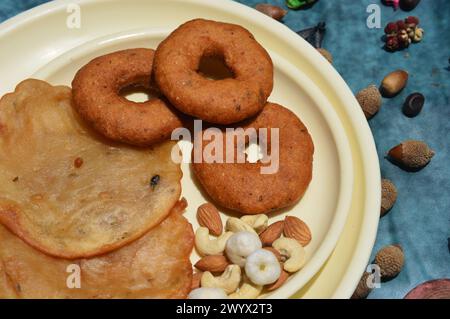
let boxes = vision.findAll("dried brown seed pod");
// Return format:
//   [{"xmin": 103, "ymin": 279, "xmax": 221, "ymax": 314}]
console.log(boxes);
[
  {"xmin": 351, "ymin": 272, "xmax": 372, "ymax": 299},
  {"xmin": 381, "ymin": 179, "xmax": 397, "ymax": 216},
  {"xmin": 317, "ymin": 48, "xmax": 333, "ymax": 64},
  {"xmin": 194, "ymin": 255, "xmax": 230, "ymax": 273},
  {"xmin": 255, "ymin": 4, "xmax": 288, "ymax": 21},
  {"xmin": 380, "ymin": 70, "xmax": 409, "ymax": 97},
  {"xmin": 356, "ymin": 85, "xmax": 382, "ymax": 119},
  {"xmin": 388, "ymin": 140, "xmax": 435, "ymax": 170},
  {"xmin": 374, "ymin": 244, "xmax": 404, "ymax": 279}
]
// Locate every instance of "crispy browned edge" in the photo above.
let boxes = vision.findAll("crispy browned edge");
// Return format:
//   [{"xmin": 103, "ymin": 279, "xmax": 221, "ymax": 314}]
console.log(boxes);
[{"xmin": 0, "ymin": 79, "xmax": 183, "ymax": 259}]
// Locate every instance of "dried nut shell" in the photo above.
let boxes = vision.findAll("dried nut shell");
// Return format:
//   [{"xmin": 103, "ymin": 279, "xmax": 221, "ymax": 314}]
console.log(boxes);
[
  {"xmin": 375, "ymin": 244, "xmax": 404, "ymax": 279},
  {"xmin": 255, "ymin": 4, "xmax": 287, "ymax": 21},
  {"xmin": 283, "ymin": 216, "xmax": 312, "ymax": 246},
  {"xmin": 356, "ymin": 85, "xmax": 382, "ymax": 119},
  {"xmin": 263, "ymin": 246, "xmax": 283, "ymax": 262},
  {"xmin": 259, "ymin": 221, "xmax": 284, "ymax": 246},
  {"xmin": 351, "ymin": 272, "xmax": 372, "ymax": 299},
  {"xmin": 191, "ymin": 271, "xmax": 203, "ymax": 290},
  {"xmin": 197, "ymin": 203, "xmax": 223, "ymax": 236},
  {"xmin": 380, "ymin": 70, "xmax": 409, "ymax": 97},
  {"xmin": 194, "ymin": 255, "xmax": 230, "ymax": 273},
  {"xmin": 388, "ymin": 140, "xmax": 435, "ymax": 169},
  {"xmin": 381, "ymin": 179, "xmax": 397, "ymax": 216},
  {"xmin": 317, "ymin": 48, "xmax": 333, "ymax": 64},
  {"xmin": 267, "ymin": 269, "xmax": 289, "ymax": 291}
]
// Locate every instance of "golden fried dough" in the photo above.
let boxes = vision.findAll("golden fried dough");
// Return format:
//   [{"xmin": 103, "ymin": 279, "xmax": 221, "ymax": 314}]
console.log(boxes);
[
  {"xmin": 0, "ymin": 200, "xmax": 194, "ymax": 299},
  {"xmin": 154, "ymin": 19, "xmax": 273, "ymax": 124},
  {"xmin": 0, "ymin": 79, "xmax": 182, "ymax": 259},
  {"xmin": 72, "ymin": 48, "xmax": 183, "ymax": 146}
]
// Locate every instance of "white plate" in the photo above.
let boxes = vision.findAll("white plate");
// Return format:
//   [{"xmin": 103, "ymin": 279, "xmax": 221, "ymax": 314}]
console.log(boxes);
[
  {"xmin": 34, "ymin": 28, "xmax": 353, "ymax": 298},
  {"xmin": 0, "ymin": 0, "xmax": 380, "ymax": 298}
]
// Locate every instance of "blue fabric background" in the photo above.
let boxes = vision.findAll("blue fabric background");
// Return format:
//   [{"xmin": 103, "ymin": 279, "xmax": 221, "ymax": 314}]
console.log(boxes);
[{"xmin": 0, "ymin": 0, "xmax": 449, "ymax": 299}]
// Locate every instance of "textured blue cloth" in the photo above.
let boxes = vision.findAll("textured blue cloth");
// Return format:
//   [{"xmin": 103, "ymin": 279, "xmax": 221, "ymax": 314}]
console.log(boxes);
[{"xmin": 0, "ymin": 0, "xmax": 449, "ymax": 299}]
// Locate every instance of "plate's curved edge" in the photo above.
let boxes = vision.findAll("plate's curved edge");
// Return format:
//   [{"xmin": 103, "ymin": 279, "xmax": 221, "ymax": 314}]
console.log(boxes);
[
  {"xmin": 0, "ymin": 0, "xmax": 381, "ymax": 299},
  {"xmin": 265, "ymin": 51, "xmax": 355, "ymax": 298}
]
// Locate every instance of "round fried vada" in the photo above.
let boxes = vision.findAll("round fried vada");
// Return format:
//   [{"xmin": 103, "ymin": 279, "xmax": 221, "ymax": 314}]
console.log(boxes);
[
  {"xmin": 192, "ymin": 103, "xmax": 314, "ymax": 215},
  {"xmin": 72, "ymin": 48, "xmax": 182, "ymax": 146},
  {"xmin": 154, "ymin": 19, "xmax": 274, "ymax": 125}
]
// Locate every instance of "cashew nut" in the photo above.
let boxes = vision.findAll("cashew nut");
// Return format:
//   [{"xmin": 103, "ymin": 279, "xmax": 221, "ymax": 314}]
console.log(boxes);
[
  {"xmin": 201, "ymin": 265, "xmax": 242, "ymax": 294},
  {"xmin": 229, "ymin": 276, "xmax": 263, "ymax": 299},
  {"xmin": 240, "ymin": 214, "xmax": 268, "ymax": 233},
  {"xmin": 225, "ymin": 217, "xmax": 256, "ymax": 234},
  {"xmin": 195, "ymin": 227, "xmax": 233, "ymax": 256},
  {"xmin": 413, "ymin": 28, "xmax": 424, "ymax": 42},
  {"xmin": 272, "ymin": 237, "xmax": 306, "ymax": 273},
  {"xmin": 225, "ymin": 231, "xmax": 262, "ymax": 266},
  {"xmin": 188, "ymin": 287, "xmax": 228, "ymax": 299}
]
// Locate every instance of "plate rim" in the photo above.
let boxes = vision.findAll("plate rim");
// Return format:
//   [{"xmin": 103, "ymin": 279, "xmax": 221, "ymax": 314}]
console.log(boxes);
[{"xmin": 34, "ymin": 29, "xmax": 355, "ymax": 298}]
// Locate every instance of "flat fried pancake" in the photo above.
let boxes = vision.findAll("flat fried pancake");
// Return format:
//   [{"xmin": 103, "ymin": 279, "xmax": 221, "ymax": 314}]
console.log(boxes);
[
  {"xmin": 0, "ymin": 79, "xmax": 182, "ymax": 259},
  {"xmin": 0, "ymin": 200, "xmax": 194, "ymax": 299}
]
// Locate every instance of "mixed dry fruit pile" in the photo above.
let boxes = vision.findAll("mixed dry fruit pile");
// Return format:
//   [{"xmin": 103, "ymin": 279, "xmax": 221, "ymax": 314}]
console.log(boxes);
[{"xmin": 190, "ymin": 203, "xmax": 312, "ymax": 298}]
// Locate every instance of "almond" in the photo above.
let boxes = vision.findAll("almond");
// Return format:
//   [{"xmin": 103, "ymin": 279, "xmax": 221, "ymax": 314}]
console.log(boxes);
[
  {"xmin": 191, "ymin": 271, "xmax": 203, "ymax": 290},
  {"xmin": 263, "ymin": 246, "xmax": 282, "ymax": 262},
  {"xmin": 283, "ymin": 216, "xmax": 312, "ymax": 246},
  {"xmin": 259, "ymin": 221, "xmax": 284, "ymax": 246},
  {"xmin": 194, "ymin": 255, "xmax": 230, "ymax": 273},
  {"xmin": 267, "ymin": 270, "xmax": 289, "ymax": 291},
  {"xmin": 197, "ymin": 203, "xmax": 222, "ymax": 236}
]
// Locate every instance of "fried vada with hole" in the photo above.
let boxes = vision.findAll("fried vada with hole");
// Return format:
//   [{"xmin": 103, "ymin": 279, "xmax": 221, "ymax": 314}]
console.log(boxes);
[
  {"xmin": 154, "ymin": 19, "xmax": 273, "ymax": 124},
  {"xmin": 192, "ymin": 103, "xmax": 314, "ymax": 215},
  {"xmin": 72, "ymin": 48, "xmax": 183, "ymax": 146}
]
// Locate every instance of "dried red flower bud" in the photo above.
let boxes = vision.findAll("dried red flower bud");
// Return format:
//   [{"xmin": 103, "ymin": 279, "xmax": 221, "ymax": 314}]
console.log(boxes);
[
  {"xmin": 405, "ymin": 16, "xmax": 419, "ymax": 25},
  {"xmin": 396, "ymin": 20, "xmax": 406, "ymax": 30},
  {"xmin": 386, "ymin": 36, "xmax": 399, "ymax": 51},
  {"xmin": 384, "ymin": 22, "xmax": 398, "ymax": 35},
  {"xmin": 397, "ymin": 31, "xmax": 410, "ymax": 48}
]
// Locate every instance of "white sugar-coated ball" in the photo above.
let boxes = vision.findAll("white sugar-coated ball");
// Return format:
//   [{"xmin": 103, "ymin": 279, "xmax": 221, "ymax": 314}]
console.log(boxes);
[
  {"xmin": 245, "ymin": 249, "xmax": 281, "ymax": 286},
  {"xmin": 225, "ymin": 231, "xmax": 262, "ymax": 267}
]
